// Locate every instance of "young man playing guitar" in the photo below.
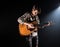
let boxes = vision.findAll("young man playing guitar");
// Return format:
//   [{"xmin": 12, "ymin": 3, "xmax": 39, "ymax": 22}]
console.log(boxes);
[{"xmin": 17, "ymin": 5, "xmax": 51, "ymax": 47}]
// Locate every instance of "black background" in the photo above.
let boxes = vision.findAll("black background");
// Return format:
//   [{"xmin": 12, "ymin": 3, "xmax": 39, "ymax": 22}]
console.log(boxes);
[{"xmin": 0, "ymin": 0, "xmax": 60, "ymax": 47}]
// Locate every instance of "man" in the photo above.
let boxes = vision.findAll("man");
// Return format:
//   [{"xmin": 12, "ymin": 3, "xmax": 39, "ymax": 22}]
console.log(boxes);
[{"xmin": 17, "ymin": 5, "xmax": 51, "ymax": 47}]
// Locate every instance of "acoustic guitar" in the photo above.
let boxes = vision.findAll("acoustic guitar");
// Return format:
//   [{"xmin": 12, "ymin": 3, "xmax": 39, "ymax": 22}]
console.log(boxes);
[{"xmin": 19, "ymin": 21, "xmax": 53, "ymax": 36}]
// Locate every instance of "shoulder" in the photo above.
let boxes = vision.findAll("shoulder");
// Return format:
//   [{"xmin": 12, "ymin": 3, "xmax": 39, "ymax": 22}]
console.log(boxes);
[
  {"xmin": 24, "ymin": 12, "xmax": 31, "ymax": 17},
  {"xmin": 23, "ymin": 12, "xmax": 29, "ymax": 14}
]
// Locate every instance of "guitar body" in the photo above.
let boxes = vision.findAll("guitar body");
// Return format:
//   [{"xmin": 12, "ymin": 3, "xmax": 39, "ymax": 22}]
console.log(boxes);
[
  {"xmin": 19, "ymin": 21, "xmax": 38, "ymax": 36},
  {"xmin": 19, "ymin": 21, "xmax": 52, "ymax": 36},
  {"xmin": 19, "ymin": 24, "xmax": 31, "ymax": 36}
]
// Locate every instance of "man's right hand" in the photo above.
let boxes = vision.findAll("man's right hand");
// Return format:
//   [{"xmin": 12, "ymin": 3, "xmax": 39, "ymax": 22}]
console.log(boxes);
[{"xmin": 24, "ymin": 23, "xmax": 34, "ymax": 28}]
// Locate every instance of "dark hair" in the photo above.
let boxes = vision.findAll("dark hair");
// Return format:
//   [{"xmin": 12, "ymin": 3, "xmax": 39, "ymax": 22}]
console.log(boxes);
[{"xmin": 32, "ymin": 5, "xmax": 41, "ymax": 14}]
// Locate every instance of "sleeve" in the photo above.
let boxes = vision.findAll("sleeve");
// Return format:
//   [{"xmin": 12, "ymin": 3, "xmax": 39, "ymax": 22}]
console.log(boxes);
[
  {"xmin": 36, "ymin": 16, "xmax": 40, "ymax": 24},
  {"xmin": 17, "ymin": 13, "xmax": 29, "ymax": 24}
]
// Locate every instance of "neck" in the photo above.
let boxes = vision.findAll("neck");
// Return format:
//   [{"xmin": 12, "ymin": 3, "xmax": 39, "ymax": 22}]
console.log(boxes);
[{"xmin": 31, "ymin": 14, "xmax": 36, "ymax": 17}]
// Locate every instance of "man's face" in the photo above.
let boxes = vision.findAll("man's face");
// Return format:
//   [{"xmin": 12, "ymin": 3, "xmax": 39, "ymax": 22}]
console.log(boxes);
[{"xmin": 32, "ymin": 9, "xmax": 38, "ymax": 16}]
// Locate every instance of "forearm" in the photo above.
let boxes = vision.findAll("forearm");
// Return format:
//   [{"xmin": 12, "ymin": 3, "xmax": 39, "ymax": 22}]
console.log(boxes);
[
  {"xmin": 17, "ymin": 17, "xmax": 24, "ymax": 24},
  {"xmin": 17, "ymin": 17, "xmax": 29, "ymax": 25},
  {"xmin": 17, "ymin": 13, "xmax": 29, "ymax": 24}
]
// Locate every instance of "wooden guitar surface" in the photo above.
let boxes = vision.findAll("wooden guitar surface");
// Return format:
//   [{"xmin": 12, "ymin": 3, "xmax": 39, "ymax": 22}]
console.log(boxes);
[{"xmin": 19, "ymin": 21, "xmax": 38, "ymax": 36}]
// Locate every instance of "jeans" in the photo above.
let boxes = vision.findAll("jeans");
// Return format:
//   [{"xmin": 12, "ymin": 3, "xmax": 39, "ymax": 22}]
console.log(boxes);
[{"xmin": 26, "ymin": 33, "xmax": 38, "ymax": 47}]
